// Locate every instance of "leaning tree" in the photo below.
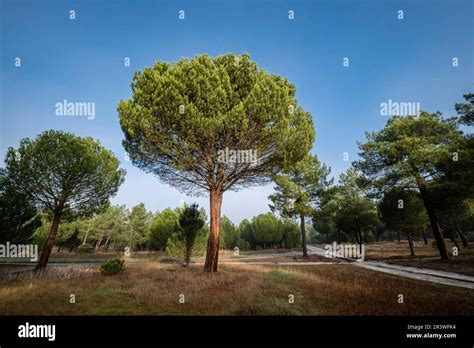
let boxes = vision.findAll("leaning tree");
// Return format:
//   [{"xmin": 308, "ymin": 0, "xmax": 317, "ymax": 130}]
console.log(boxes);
[
  {"xmin": 118, "ymin": 53, "xmax": 315, "ymax": 272},
  {"xmin": 356, "ymin": 112, "xmax": 464, "ymax": 260},
  {"xmin": 4, "ymin": 130, "xmax": 125, "ymax": 270}
]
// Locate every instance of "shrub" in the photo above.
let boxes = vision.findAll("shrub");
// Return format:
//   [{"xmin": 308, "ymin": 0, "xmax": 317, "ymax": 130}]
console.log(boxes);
[
  {"xmin": 166, "ymin": 228, "xmax": 208, "ymax": 261},
  {"xmin": 100, "ymin": 259, "xmax": 125, "ymax": 275},
  {"xmin": 281, "ymin": 220, "xmax": 301, "ymax": 248},
  {"xmin": 235, "ymin": 238, "xmax": 250, "ymax": 251},
  {"xmin": 77, "ymin": 244, "xmax": 94, "ymax": 253}
]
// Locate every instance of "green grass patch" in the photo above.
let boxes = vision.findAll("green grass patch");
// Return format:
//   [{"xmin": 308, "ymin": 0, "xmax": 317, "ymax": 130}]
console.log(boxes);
[
  {"xmin": 268, "ymin": 269, "xmax": 292, "ymax": 278},
  {"xmin": 77, "ymin": 287, "xmax": 149, "ymax": 315}
]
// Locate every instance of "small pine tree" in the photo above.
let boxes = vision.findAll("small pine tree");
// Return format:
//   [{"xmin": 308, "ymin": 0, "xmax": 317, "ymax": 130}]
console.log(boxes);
[{"xmin": 178, "ymin": 203, "xmax": 205, "ymax": 266}]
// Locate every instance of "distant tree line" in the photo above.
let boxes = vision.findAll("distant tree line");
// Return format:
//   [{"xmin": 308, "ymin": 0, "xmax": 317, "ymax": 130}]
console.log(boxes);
[{"xmin": 3, "ymin": 197, "xmax": 302, "ymax": 259}]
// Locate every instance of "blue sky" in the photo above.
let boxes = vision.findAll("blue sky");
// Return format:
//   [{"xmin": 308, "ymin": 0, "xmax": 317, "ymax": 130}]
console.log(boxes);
[{"xmin": 1, "ymin": 0, "xmax": 472, "ymax": 223}]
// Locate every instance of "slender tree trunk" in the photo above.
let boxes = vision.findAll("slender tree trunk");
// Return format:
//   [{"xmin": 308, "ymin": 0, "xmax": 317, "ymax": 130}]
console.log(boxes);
[
  {"xmin": 104, "ymin": 235, "xmax": 111, "ymax": 251},
  {"xmin": 95, "ymin": 234, "xmax": 103, "ymax": 253},
  {"xmin": 447, "ymin": 227, "xmax": 460, "ymax": 250},
  {"xmin": 336, "ymin": 229, "xmax": 341, "ymax": 244},
  {"xmin": 82, "ymin": 220, "xmax": 90, "ymax": 245},
  {"xmin": 204, "ymin": 190, "xmax": 223, "ymax": 272},
  {"xmin": 353, "ymin": 229, "xmax": 360, "ymax": 245},
  {"xmin": 422, "ymin": 229, "xmax": 428, "ymax": 245},
  {"xmin": 457, "ymin": 227, "xmax": 468, "ymax": 248},
  {"xmin": 354, "ymin": 217, "xmax": 363, "ymax": 249},
  {"xmin": 300, "ymin": 214, "xmax": 308, "ymax": 257},
  {"xmin": 397, "ymin": 230, "xmax": 401, "ymax": 243},
  {"xmin": 407, "ymin": 231, "xmax": 415, "ymax": 256},
  {"xmin": 417, "ymin": 183, "xmax": 449, "ymax": 260},
  {"xmin": 364, "ymin": 230, "xmax": 370, "ymax": 244},
  {"xmin": 35, "ymin": 207, "xmax": 63, "ymax": 271},
  {"xmin": 185, "ymin": 244, "xmax": 192, "ymax": 266}
]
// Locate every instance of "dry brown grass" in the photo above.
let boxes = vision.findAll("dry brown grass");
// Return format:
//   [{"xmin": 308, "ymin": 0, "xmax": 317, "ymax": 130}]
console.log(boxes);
[
  {"xmin": 50, "ymin": 249, "xmax": 122, "ymax": 260},
  {"xmin": 362, "ymin": 240, "xmax": 455, "ymax": 259},
  {"xmin": 0, "ymin": 260, "xmax": 473, "ymax": 316},
  {"xmin": 386, "ymin": 254, "xmax": 474, "ymax": 276},
  {"xmin": 238, "ymin": 253, "xmax": 338, "ymax": 263},
  {"xmin": 358, "ymin": 240, "xmax": 474, "ymax": 276},
  {"xmin": 124, "ymin": 263, "xmax": 267, "ymax": 315},
  {"xmin": 240, "ymin": 248, "xmax": 301, "ymax": 255},
  {"xmin": 274, "ymin": 265, "xmax": 474, "ymax": 315}
]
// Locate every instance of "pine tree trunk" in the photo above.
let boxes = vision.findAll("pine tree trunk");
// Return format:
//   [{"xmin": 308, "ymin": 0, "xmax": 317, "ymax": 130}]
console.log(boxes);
[
  {"xmin": 407, "ymin": 231, "xmax": 415, "ymax": 256},
  {"xmin": 95, "ymin": 234, "xmax": 103, "ymax": 253},
  {"xmin": 457, "ymin": 228, "xmax": 468, "ymax": 248},
  {"xmin": 104, "ymin": 235, "xmax": 111, "ymax": 251},
  {"xmin": 446, "ymin": 226, "xmax": 460, "ymax": 250},
  {"xmin": 417, "ymin": 183, "xmax": 450, "ymax": 260},
  {"xmin": 35, "ymin": 208, "xmax": 63, "ymax": 271},
  {"xmin": 204, "ymin": 190, "xmax": 222, "ymax": 272},
  {"xmin": 364, "ymin": 230, "xmax": 370, "ymax": 244},
  {"xmin": 354, "ymin": 216, "xmax": 362, "ymax": 247},
  {"xmin": 82, "ymin": 221, "xmax": 90, "ymax": 245},
  {"xmin": 422, "ymin": 229, "xmax": 428, "ymax": 245},
  {"xmin": 300, "ymin": 214, "xmax": 307, "ymax": 257},
  {"xmin": 185, "ymin": 244, "xmax": 192, "ymax": 266},
  {"xmin": 354, "ymin": 228, "xmax": 360, "ymax": 245}
]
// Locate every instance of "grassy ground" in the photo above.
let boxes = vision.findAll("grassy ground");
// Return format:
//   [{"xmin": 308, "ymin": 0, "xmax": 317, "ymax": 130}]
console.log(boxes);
[
  {"xmin": 43, "ymin": 248, "xmax": 300, "ymax": 263},
  {"xmin": 361, "ymin": 240, "xmax": 465, "ymax": 259},
  {"xmin": 361, "ymin": 240, "xmax": 474, "ymax": 276},
  {"xmin": 237, "ymin": 254, "xmax": 338, "ymax": 263},
  {"xmin": 1, "ymin": 259, "xmax": 473, "ymax": 315}
]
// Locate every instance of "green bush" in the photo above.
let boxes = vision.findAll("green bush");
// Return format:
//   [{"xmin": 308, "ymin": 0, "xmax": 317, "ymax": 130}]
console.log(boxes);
[
  {"xmin": 100, "ymin": 259, "xmax": 125, "ymax": 275},
  {"xmin": 148, "ymin": 208, "xmax": 180, "ymax": 250},
  {"xmin": 281, "ymin": 220, "xmax": 301, "ymax": 248},
  {"xmin": 77, "ymin": 244, "xmax": 94, "ymax": 253},
  {"xmin": 235, "ymin": 238, "xmax": 250, "ymax": 251}
]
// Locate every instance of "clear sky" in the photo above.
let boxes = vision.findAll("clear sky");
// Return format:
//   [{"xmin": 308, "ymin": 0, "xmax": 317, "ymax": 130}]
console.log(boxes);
[{"xmin": 1, "ymin": 0, "xmax": 472, "ymax": 224}]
